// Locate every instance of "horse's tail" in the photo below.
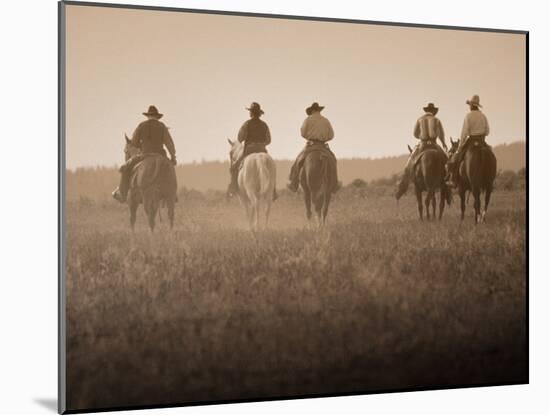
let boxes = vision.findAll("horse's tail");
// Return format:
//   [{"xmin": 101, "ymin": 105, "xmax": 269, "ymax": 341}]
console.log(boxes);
[
  {"xmin": 150, "ymin": 156, "xmax": 163, "ymax": 184},
  {"xmin": 466, "ymin": 146, "xmax": 497, "ymax": 192},
  {"xmin": 419, "ymin": 149, "xmax": 444, "ymax": 190},
  {"xmin": 313, "ymin": 156, "xmax": 329, "ymax": 206}
]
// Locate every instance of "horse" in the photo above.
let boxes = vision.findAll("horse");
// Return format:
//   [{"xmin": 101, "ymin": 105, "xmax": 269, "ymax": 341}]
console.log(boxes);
[
  {"xmin": 448, "ymin": 137, "xmax": 497, "ymax": 224},
  {"xmin": 122, "ymin": 134, "xmax": 177, "ymax": 231},
  {"xmin": 407, "ymin": 144, "xmax": 450, "ymax": 221},
  {"xmin": 299, "ymin": 146, "xmax": 335, "ymax": 227},
  {"xmin": 228, "ymin": 139, "xmax": 276, "ymax": 231}
]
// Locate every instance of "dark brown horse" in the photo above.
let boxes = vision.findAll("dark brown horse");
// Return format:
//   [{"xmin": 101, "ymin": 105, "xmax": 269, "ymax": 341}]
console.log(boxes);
[
  {"xmin": 299, "ymin": 150, "xmax": 334, "ymax": 227},
  {"xmin": 407, "ymin": 144, "xmax": 450, "ymax": 221},
  {"xmin": 448, "ymin": 138, "xmax": 497, "ymax": 224},
  {"xmin": 123, "ymin": 135, "xmax": 177, "ymax": 231}
]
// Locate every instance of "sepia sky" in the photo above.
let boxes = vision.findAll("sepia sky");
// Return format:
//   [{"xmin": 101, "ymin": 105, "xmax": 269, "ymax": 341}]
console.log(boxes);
[{"xmin": 65, "ymin": 4, "xmax": 526, "ymax": 169}]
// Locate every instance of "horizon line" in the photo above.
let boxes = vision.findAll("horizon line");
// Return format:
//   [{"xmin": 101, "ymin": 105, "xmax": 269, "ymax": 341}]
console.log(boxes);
[{"xmin": 65, "ymin": 139, "xmax": 526, "ymax": 172}]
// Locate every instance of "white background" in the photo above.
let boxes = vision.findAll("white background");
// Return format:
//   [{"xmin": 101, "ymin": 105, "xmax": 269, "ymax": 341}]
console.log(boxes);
[{"xmin": 0, "ymin": 0, "xmax": 545, "ymax": 414}]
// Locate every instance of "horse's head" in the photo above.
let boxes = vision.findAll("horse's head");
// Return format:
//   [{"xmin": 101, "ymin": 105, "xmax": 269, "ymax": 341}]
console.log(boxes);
[
  {"xmin": 448, "ymin": 137, "xmax": 460, "ymax": 157},
  {"xmin": 124, "ymin": 134, "xmax": 140, "ymax": 162},
  {"xmin": 227, "ymin": 138, "xmax": 244, "ymax": 165}
]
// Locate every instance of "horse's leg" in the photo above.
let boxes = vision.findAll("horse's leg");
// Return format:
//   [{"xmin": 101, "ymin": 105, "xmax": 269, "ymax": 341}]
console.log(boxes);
[
  {"xmin": 415, "ymin": 187, "xmax": 423, "ymax": 221},
  {"xmin": 255, "ymin": 199, "xmax": 261, "ymax": 232},
  {"xmin": 129, "ymin": 199, "xmax": 138, "ymax": 231},
  {"xmin": 424, "ymin": 191, "xmax": 430, "ymax": 221},
  {"xmin": 303, "ymin": 187, "xmax": 312, "ymax": 223},
  {"xmin": 314, "ymin": 195, "xmax": 323, "ymax": 228},
  {"xmin": 482, "ymin": 186, "xmax": 492, "ymax": 223},
  {"xmin": 425, "ymin": 189, "xmax": 433, "ymax": 221},
  {"xmin": 247, "ymin": 194, "xmax": 258, "ymax": 232},
  {"xmin": 264, "ymin": 198, "xmax": 272, "ymax": 230},
  {"xmin": 459, "ymin": 188, "xmax": 466, "ymax": 221},
  {"xmin": 247, "ymin": 201, "xmax": 254, "ymax": 231},
  {"xmin": 167, "ymin": 200, "xmax": 175, "ymax": 230},
  {"xmin": 147, "ymin": 203, "xmax": 157, "ymax": 232},
  {"xmin": 434, "ymin": 191, "xmax": 438, "ymax": 220},
  {"xmin": 238, "ymin": 191, "xmax": 251, "ymax": 229},
  {"xmin": 144, "ymin": 194, "xmax": 159, "ymax": 232},
  {"xmin": 143, "ymin": 204, "xmax": 152, "ymax": 231},
  {"xmin": 322, "ymin": 193, "xmax": 331, "ymax": 226},
  {"xmin": 243, "ymin": 200, "xmax": 251, "ymax": 224},
  {"xmin": 438, "ymin": 189, "xmax": 445, "ymax": 221},
  {"xmin": 246, "ymin": 203, "xmax": 253, "ymax": 230},
  {"xmin": 472, "ymin": 187, "xmax": 481, "ymax": 225}
]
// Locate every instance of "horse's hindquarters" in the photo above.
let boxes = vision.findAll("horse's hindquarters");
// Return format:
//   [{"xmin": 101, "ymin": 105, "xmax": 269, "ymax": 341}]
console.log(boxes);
[
  {"xmin": 415, "ymin": 149, "xmax": 446, "ymax": 190},
  {"xmin": 237, "ymin": 153, "xmax": 276, "ymax": 230},
  {"xmin": 464, "ymin": 147, "xmax": 497, "ymax": 191},
  {"xmin": 302, "ymin": 152, "xmax": 325, "ymax": 192},
  {"xmin": 461, "ymin": 147, "xmax": 497, "ymax": 223},
  {"xmin": 239, "ymin": 153, "xmax": 276, "ymax": 199},
  {"xmin": 302, "ymin": 152, "xmax": 332, "ymax": 223},
  {"xmin": 129, "ymin": 156, "xmax": 178, "ymax": 230}
]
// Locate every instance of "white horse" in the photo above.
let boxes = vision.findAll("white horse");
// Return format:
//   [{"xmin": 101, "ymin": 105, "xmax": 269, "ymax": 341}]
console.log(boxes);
[{"xmin": 228, "ymin": 139, "xmax": 276, "ymax": 231}]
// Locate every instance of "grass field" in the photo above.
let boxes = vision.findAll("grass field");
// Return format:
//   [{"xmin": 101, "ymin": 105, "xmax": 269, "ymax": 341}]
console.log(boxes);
[{"xmin": 65, "ymin": 188, "xmax": 527, "ymax": 411}]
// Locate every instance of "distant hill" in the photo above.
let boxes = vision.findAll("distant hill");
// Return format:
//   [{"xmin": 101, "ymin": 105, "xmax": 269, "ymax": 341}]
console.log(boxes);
[
  {"xmin": 66, "ymin": 141, "xmax": 526, "ymax": 200},
  {"xmin": 491, "ymin": 141, "xmax": 526, "ymax": 173},
  {"xmin": 175, "ymin": 141, "xmax": 526, "ymax": 191},
  {"xmin": 335, "ymin": 140, "xmax": 526, "ymax": 185}
]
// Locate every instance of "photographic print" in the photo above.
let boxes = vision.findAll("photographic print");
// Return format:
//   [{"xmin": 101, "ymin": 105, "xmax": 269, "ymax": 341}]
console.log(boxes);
[{"xmin": 59, "ymin": 1, "xmax": 528, "ymax": 413}]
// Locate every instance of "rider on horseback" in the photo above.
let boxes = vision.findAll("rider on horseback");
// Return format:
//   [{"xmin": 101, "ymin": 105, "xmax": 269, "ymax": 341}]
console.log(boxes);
[
  {"xmin": 227, "ymin": 102, "xmax": 276, "ymax": 199},
  {"xmin": 447, "ymin": 95, "xmax": 490, "ymax": 187},
  {"xmin": 396, "ymin": 102, "xmax": 448, "ymax": 200},
  {"xmin": 112, "ymin": 105, "xmax": 177, "ymax": 203},
  {"xmin": 287, "ymin": 102, "xmax": 338, "ymax": 193}
]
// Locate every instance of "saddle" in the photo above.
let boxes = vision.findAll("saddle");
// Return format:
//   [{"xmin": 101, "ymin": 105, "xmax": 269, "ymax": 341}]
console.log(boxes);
[
  {"xmin": 412, "ymin": 140, "xmax": 444, "ymax": 167},
  {"xmin": 465, "ymin": 136, "xmax": 490, "ymax": 150},
  {"xmin": 455, "ymin": 136, "xmax": 491, "ymax": 166},
  {"xmin": 301, "ymin": 141, "xmax": 338, "ymax": 183},
  {"xmin": 129, "ymin": 153, "xmax": 177, "ymax": 199},
  {"xmin": 120, "ymin": 152, "xmax": 168, "ymax": 172},
  {"xmin": 235, "ymin": 142, "xmax": 268, "ymax": 171},
  {"xmin": 304, "ymin": 140, "xmax": 335, "ymax": 161}
]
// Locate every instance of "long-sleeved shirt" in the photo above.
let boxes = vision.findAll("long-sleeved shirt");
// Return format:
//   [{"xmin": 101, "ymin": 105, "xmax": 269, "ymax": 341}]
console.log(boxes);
[
  {"xmin": 461, "ymin": 109, "xmax": 490, "ymax": 140},
  {"xmin": 413, "ymin": 113, "xmax": 445, "ymax": 145},
  {"xmin": 131, "ymin": 119, "xmax": 176, "ymax": 158},
  {"xmin": 238, "ymin": 118, "xmax": 271, "ymax": 145},
  {"xmin": 301, "ymin": 113, "xmax": 334, "ymax": 142}
]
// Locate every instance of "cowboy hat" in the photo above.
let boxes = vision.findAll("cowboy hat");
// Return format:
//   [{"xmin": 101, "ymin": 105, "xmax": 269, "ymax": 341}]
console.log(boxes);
[
  {"xmin": 246, "ymin": 102, "xmax": 264, "ymax": 115},
  {"xmin": 423, "ymin": 102, "xmax": 439, "ymax": 114},
  {"xmin": 142, "ymin": 105, "xmax": 163, "ymax": 118},
  {"xmin": 306, "ymin": 102, "xmax": 325, "ymax": 115},
  {"xmin": 466, "ymin": 95, "xmax": 482, "ymax": 107}
]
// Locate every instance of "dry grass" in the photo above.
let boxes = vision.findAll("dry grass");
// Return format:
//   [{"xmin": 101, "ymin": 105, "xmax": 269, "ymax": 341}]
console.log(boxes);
[{"xmin": 65, "ymin": 189, "xmax": 527, "ymax": 411}]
